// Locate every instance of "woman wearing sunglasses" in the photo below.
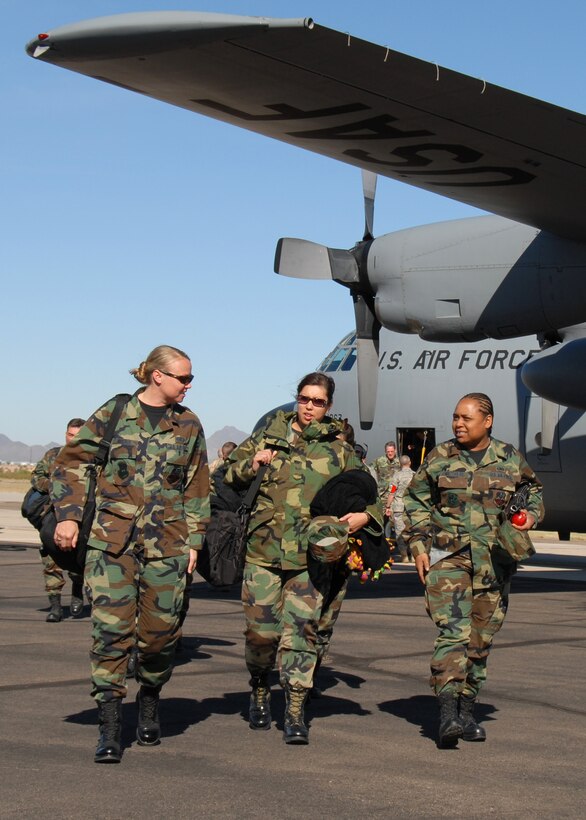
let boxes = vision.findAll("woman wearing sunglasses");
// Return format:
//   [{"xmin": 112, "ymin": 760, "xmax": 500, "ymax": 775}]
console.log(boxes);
[
  {"xmin": 51, "ymin": 344, "xmax": 210, "ymax": 763},
  {"xmin": 225, "ymin": 371, "xmax": 383, "ymax": 745}
]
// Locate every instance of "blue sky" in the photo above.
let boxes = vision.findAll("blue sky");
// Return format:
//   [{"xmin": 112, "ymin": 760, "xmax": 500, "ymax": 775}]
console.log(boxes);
[{"xmin": 3, "ymin": 1, "xmax": 586, "ymax": 446}]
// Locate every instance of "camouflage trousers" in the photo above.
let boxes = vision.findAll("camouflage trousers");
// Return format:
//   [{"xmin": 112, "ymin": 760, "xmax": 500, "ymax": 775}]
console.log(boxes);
[
  {"xmin": 242, "ymin": 562, "xmax": 326, "ymax": 689},
  {"xmin": 39, "ymin": 551, "xmax": 82, "ymax": 595},
  {"xmin": 425, "ymin": 548, "xmax": 509, "ymax": 698},
  {"xmin": 85, "ymin": 545, "xmax": 188, "ymax": 702},
  {"xmin": 316, "ymin": 562, "xmax": 351, "ymax": 662},
  {"xmin": 392, "ymin": 511, "xmax": 411, "ymax": 559}
]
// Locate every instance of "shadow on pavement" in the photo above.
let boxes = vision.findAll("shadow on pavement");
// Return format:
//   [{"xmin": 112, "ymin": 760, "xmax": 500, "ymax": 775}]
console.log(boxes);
[
  {"xmin": 378, "ymin": 694, "xmax": 499, "ymax": 745},
  {"xmin": 173, "ymin": 635, "xmax": 236, "ymax": 667},
  {"xmin": 65, "ymin": 691, "xmax": 250, "ymax": 745}
]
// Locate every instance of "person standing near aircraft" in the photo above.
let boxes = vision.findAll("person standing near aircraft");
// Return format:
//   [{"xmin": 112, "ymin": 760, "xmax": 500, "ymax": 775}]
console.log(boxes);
[
  {"xmin": 403, "ymin": 392, "xmax": 543, "ymax": 747},
  {"xmin": 225, "ymin": 372, "xmax": 382, "ymax": 745},
  {"xmin": 371, "ymin": 441, "xmax": 400, "ymax": 505},
  {"xmin": 386, "ymin": 455, "xmax": 415, "ymax": 562},
  {"xmin": 372, "ymin": 441, "xmax": 400, "ymax": 541},
  {"xmin": 51, "ymin": 345, "xmax": 210, "ymax": 764},
  {"xmin": 30, "ymin": 418, "xmax": 86, "ymax": 622}
]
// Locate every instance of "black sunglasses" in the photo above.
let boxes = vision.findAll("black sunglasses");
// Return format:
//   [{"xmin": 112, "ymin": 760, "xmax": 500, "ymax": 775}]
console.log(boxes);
[
  {"xmin": 159, "ymin": 370, "xmax": 194, "ymax": 385},
  {"xmin": 297, "ymin": 394, "xmax": 329, "ymax": 409}
]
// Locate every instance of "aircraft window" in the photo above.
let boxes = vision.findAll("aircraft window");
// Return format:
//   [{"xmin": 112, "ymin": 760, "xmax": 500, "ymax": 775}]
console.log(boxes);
[
  {"xmin": 317, "ymin": 331, "xmax": 356, "ymax": 372},
  {"xmin": 340, "ymin": 349, "xmax": 356, "ymax": 371},
  {"xmin": 324, "ymin": 347, "xmax": 349, "ymax": 372}
]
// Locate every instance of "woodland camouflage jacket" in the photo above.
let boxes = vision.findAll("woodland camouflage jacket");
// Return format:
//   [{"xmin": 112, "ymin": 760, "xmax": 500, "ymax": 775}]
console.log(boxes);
[
  {"xmin": 225, "ymin": 410, "xmax": 384, "ymax": 570},
  {"xmin": 403, "ymin": 437, "xmax": 544, "ymax": 587},
  {"xmin": 371, "ymin": 454, "xmax": 400, "ymax": 503},
  {"xmin": 51, "ymin": 392, "xmax": 210, "ymax": 558},
  {"xmin": 31, "ymin": 447, "xmax": 60, "ymax": 493}
]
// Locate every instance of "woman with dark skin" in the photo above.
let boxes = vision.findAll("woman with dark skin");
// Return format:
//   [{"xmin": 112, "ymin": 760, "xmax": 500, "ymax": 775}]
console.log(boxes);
[{"xmin": 403, "ymin": 393, "xmax": 543, "ymax": 746}]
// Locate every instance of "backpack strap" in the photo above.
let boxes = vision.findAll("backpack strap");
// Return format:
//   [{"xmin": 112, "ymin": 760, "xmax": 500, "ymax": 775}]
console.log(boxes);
[
  {"xmin": 93, "ymin": 393, "xmax": 132, "ymax": 468},
  {"xmin": 241, "ymin": 463, "xmax": 268, "ymax": 511}
]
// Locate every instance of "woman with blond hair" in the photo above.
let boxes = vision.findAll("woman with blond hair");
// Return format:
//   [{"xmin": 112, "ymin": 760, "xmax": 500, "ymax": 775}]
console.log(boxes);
[{"xmin": 52, "ymin": 345, "xmax": 210, "ymax": 763}]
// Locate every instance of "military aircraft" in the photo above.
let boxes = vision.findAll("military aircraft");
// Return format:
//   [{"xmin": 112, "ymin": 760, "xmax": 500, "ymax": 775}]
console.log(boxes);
[
  {"xmin": 309, "ymin": 326, "xmax": 585, "ymax": 537},
  {"xmin": 25, "ymin": 10, "xmax": 586, "ymax": 432},
  {"xmin": 25, "ymin": 12, "xmax": 586, "ymax": 533}
]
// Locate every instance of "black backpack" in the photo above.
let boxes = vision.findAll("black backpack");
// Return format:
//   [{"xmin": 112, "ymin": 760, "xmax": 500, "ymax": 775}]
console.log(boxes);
[
  {"xmin": 21, "ymin": 487, "xmax": 52, "ymax": 531},
  {"xmin": 197, "ymin": 464, "xmax": 267, "ymax": 587}
]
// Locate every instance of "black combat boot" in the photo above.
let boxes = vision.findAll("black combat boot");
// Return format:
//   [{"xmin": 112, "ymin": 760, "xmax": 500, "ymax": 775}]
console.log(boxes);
[
  {"xmin": 437, "ymin": 691, "xmax": 464, "ymax": 748},
  {"xmin": 459, "ymin": 694, "xmax": 487, "ymax": 742},
  {"xmin": 46, "ymin": 594, "xmax": 63, "ymax": 623},
  {"xmin": 283, "ymin": 684, "xmax": 309, "ymax": 745},
  {"xmin": 136, "ymin": 685, "xmax": 161, "ymax": 746},
  {"xmin": 94, "ymin": 699, "xmax": 122, "ymax": 763},
  {"xmin": 249, "ymin": 675, "xmax": 272, "ymax": 730},
  {"xmin": 70, "ymin": 579, "xmax": 84, "ymax": 619}
]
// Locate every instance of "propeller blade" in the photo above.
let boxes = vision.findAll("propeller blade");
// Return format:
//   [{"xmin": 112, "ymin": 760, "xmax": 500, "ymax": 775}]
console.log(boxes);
[
  {"xmin": 353, "ymin": 293, "xmax": 380, "ymax": 428},
  {"xmin": 275, "ymin": 238, "xmax": 359, "ymax": 284},
  {"xmin": 362, "ymin": 170, "xmax": 377, "ymax": 241},
  {"xmin": 540, "ymin": 398, "xmax": 558, "ymax": 452},
  {"xmin": 274, "ymin": 238, "xmax": 333, "ymax": 280}
]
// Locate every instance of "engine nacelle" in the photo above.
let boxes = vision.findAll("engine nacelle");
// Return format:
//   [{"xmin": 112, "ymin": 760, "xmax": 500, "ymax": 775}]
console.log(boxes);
[
  {"xmin": 367, "ymin": 215, "xmax": 586, "ymax": 341},
  {"xmin": 521, "ymin": 337, "xmax": 586, "ymax": 410}
]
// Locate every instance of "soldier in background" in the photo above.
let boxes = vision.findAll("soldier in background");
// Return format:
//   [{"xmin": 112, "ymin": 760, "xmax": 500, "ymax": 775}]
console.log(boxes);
[
  {"xmin": 403, "ymin": 392, "xmax": 543, "ymax": 747},
  {"xmin": 371, "ymin": 441, "xmax": 400, "ymax": 538},
  {"xmin": 208, "ymin": 440, "xmax": 238, "ymax": 480},
  {"xmin": 386, "ymin": 455, "xmax": 415, "ymax": 562},
  {"xmin": 30, "ymin": 418, "xmax": 86, "ymax": 622},
  {"xmin": 371, "ymin": 441, "xmax": 400, "ymax": 504},
  {"xmin": 52, "ymin": 345, "xmax": 210, "ymax": 764}
]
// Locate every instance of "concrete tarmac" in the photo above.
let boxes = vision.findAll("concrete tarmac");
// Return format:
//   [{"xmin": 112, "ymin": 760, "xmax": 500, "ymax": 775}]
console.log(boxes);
[{"xmin": 1, "ymin": 493, "xmax": 585, "ymax": 819}]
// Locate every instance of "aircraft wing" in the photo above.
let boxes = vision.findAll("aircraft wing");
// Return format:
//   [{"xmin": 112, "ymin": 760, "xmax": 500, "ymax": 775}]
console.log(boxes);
[{"xmin": 26, "ymin": 12, "xmax": 586, "ymax": 240}]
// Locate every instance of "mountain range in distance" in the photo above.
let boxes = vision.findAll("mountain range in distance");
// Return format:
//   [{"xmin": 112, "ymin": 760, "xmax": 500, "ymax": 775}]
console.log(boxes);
[
  {"xmin": 205, "ymin": 426, "xmax": 249, "ymax": 459},
  {"xmin": 0, "ymin": 434, "xmax": 60, "ymax": 465},
  {"xmin": 0, "ymin": 426, "xmax": 249, "ymax": 465}
]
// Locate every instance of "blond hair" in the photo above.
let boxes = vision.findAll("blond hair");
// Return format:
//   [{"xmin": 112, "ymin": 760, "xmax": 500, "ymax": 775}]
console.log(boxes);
[{"xmin": 130, "ymin": 345, "xmax": 190, "ymax": 385}]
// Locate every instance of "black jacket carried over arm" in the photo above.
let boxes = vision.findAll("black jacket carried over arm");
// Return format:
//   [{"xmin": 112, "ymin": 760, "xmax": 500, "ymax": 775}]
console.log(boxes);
[{"xmin": 310, "ymin": 470, "xmax": 390, "ymax": 571}]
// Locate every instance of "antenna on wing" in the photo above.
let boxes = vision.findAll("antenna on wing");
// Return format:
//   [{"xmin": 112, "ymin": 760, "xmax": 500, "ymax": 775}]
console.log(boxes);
[{"xmin": 275, "ymin": 172, "xmax": 380, "ymax": 429}]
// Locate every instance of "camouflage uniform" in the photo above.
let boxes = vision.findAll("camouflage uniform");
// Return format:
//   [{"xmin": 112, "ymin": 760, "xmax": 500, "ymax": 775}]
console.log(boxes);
[
  {"xmin": 225, "ymin": 410, "xmax": 382, "ymax": 689},
  {"xmin": 31, "ymin": 447, "xmax": 82, "ymax": 595},
  {"xmin": 389, "ymin": 465, "xmax": 415, "ymax": 559},
  {"xmin": 51, "ymin": 392, "xmax": 210, "ymax": 702},
  {"xmin": 315, "ymin": 562, "xmax": 351, "ymax": 663},
  {"xmin": 403, "ymin": 437, "xmax": 544, "ymax": 697},
  {"xmin": 371, "ymin": 454, "xmax": 400, "ymax": 505}
]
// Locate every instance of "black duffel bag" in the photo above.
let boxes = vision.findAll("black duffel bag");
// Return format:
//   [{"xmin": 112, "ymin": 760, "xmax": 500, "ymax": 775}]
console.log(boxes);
[
  {"xmin": 39, "ymin": 393, "xmax": 130, "ymax": 574},
  {"xmin": 21, "ymin": 487, "xmax": 52, "ymax": 531},
  {"xmin": 40, "ymin": 464, "xmax": 99, "ymax": 574},
  {"xmin": 197, "ymin": 463, "xmax": 267, "ymax": 587},
  {"xmin": 196, "ymin": 507, "xmax": 250, "ymax": 587}
]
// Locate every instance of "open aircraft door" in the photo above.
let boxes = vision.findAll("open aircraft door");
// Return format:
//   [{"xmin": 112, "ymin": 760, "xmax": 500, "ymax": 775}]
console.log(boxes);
[{"xmin": 397, "ymin": 428, "xmax": 435, "ymax": 467}]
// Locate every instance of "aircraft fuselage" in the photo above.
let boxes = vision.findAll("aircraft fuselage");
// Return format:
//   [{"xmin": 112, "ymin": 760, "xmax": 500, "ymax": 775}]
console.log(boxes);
[{"xmin": 317, "ymin": 328, "xmax": 584, "ymax": 534}]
